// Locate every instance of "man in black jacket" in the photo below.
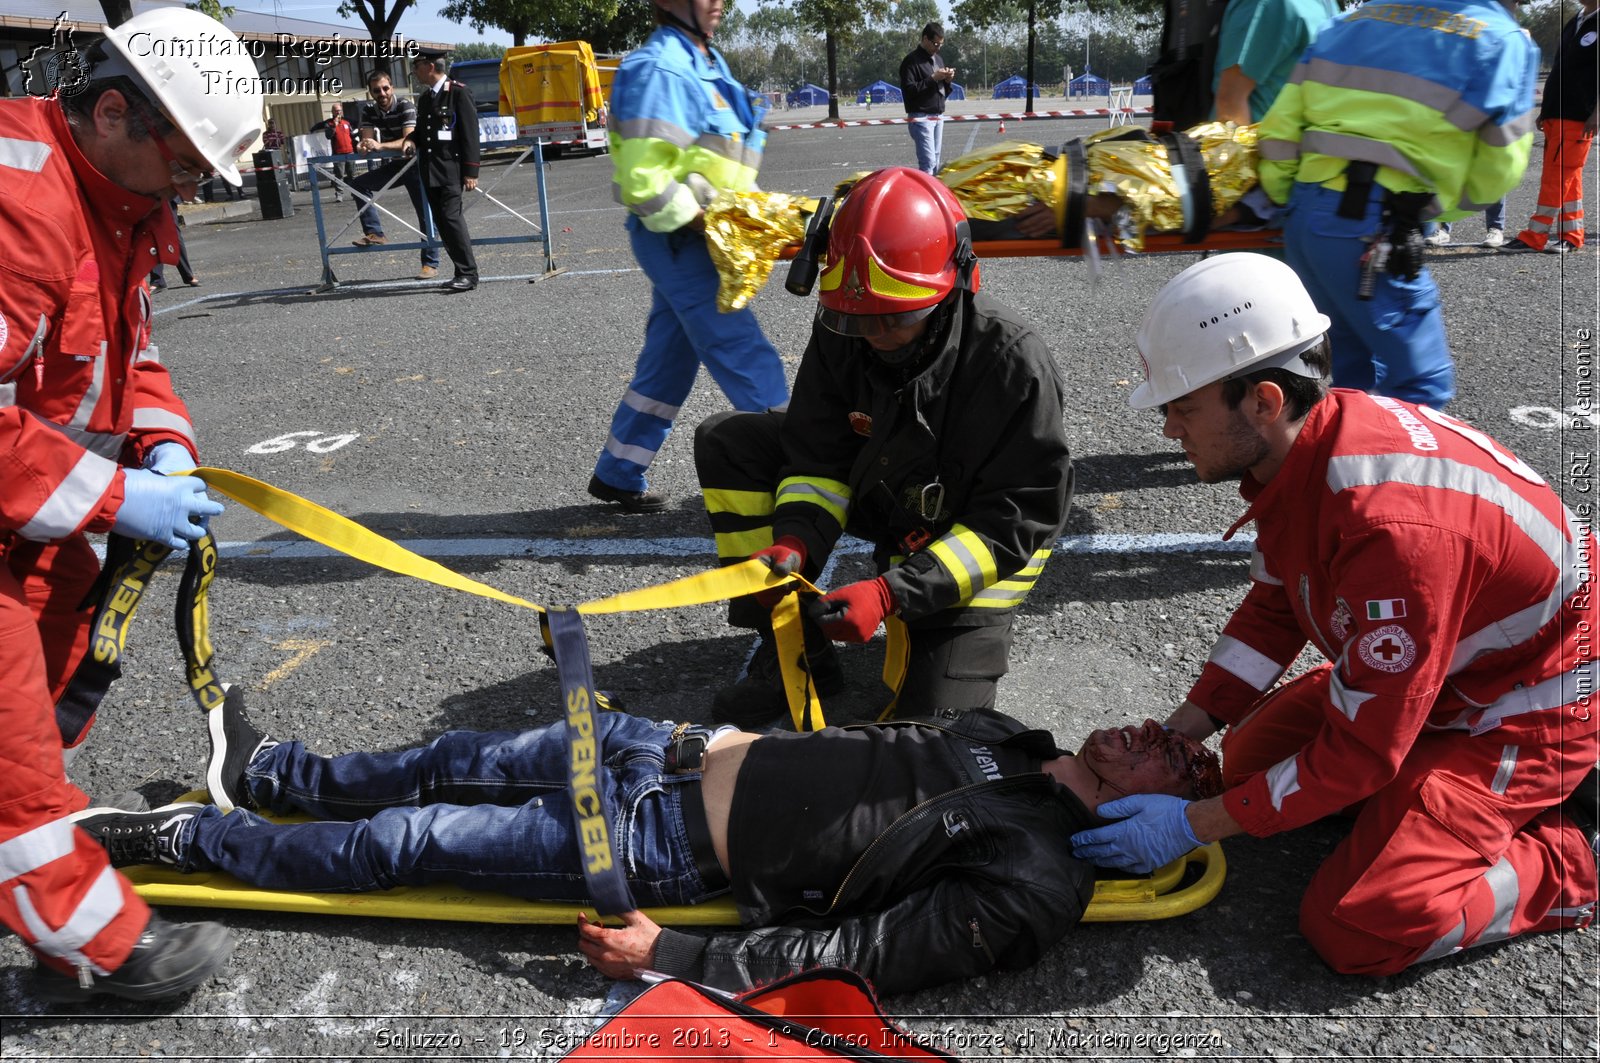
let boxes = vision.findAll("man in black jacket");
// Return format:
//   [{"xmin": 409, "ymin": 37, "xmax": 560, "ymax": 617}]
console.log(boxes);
[
  {"xmin": 695, "ymin": 167, "xmax": 1072, "ymax": 725},
  {"xmin": 898, "ymin": 22, "xmax": 955, "ymax": 173},
  {"xmin": 406, "ymin": 54, "xmax": 481, "ymax": 291},
  {"xmin": 74, "ymin": 688, "xmax": 1221, "ymax": 995}
]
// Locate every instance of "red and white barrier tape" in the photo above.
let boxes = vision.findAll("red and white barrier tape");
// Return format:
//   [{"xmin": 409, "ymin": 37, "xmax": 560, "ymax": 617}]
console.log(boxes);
[{"xmin": 768, "ymin": 108, "xmax": 1151, "ymax": 132}]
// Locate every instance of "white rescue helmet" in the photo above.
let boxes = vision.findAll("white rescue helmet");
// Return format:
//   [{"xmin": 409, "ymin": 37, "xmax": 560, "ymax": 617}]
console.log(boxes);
[
  {"xmin": 101, "ymin": 7, "xmax": 263, "ymax": 186},
  {"xmin": 1129, "ymin": 253, "xmax": 1332, "ymax": 410}
]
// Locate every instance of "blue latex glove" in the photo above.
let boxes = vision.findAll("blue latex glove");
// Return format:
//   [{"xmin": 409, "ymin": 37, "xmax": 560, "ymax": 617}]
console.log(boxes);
[
  {"xmin": 1069, "ymin": 794, "xmax": 1201, "ymax": 874},
  {"xmin": 142, "ymin": 441, "xmax": 197, "ymax": 476},
  {"xmin": 112, "ymin": 469, "xmax": 224, "ymax": 549}
]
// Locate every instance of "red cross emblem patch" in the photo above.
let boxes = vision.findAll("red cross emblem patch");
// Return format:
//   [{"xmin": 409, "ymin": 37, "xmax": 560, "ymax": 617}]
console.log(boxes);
[{"xmin": 1357, "ymin": 624, "xmax": 1417, "ymax": 674}]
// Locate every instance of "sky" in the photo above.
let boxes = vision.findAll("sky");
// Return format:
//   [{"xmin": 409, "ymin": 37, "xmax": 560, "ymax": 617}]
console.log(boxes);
[
  {"xmin": 243, "ymin": 2, "xmax": 517, "ymax": 48},
  {"xmin": 250, "ymin": 1, "xmax": 960, "ymax": 50}
]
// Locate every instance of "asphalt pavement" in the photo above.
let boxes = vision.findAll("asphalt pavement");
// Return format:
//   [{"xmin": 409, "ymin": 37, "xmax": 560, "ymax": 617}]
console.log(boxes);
[{"xmin": 1, "ymin": 116, "xmax": 1596, "ymax": 1060}]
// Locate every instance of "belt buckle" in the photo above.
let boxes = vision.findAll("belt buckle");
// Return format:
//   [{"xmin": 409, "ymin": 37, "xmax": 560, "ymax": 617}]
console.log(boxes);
[{"xmin": 666, "ymin": 728, "xmax": 710, "ymax": 774}]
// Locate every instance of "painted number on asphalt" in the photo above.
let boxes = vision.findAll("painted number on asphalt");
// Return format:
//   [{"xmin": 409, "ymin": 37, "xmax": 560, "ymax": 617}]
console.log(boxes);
[
  {"xmin": 1509, "ymin": 405, "xmax": 1600, "ymax": 431},
  {"xmin": 248, "ymin": 430, "xmax": 361, "ymax": 455}
]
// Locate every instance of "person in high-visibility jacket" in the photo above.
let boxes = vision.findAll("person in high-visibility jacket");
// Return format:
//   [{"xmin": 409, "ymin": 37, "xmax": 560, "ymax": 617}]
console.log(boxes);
[
  {"xmin": 0, "ymin": 7, "xmax": 244, "ymax": 1003},
  {"xmin": 586, "ymin": 0, "xmax": 789, "ymax": 515},
  {"xmin": 1257, "ymin": 0, "xmax": 1538, "ymax": 408},
  {"xmin": 695, "ymin": 168, "xmax": 1073, "ymax": 727}
]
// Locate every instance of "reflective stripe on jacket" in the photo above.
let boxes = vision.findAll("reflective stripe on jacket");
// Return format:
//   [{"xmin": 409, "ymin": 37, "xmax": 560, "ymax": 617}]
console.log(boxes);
[
  {"xmin": 0, "ymin": 97, "xmax": 197, "ymax": 541},
  {"xmin": 1258, "ymin": 0, "xmax": 1538, "ymax": 219},
  {"xmin": 1188, "ymin": 390, "xmax": 1598, "ymax": 836},
  {"xmin": 608, "ymin": 27, "xmax": 767, "ymax": 233},
  {"xmin": 772, "ymin": 290, "xmax": 1073, "ymax": 626}
]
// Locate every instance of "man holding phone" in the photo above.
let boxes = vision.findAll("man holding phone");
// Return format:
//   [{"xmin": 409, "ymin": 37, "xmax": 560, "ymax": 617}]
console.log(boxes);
[{"xmin": 899, "ymin": 22, "xmax": 955, "ymax": 174}]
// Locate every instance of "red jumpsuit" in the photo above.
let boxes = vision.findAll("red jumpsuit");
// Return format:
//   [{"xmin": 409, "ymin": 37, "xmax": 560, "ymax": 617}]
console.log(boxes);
[
  {"xmin": 0, "ymin": 96, "xmax": 199, "ymax": 980},
  {"xmin": 1188, "ymin": 390, "xmax": 1599, "ymax": 975}
]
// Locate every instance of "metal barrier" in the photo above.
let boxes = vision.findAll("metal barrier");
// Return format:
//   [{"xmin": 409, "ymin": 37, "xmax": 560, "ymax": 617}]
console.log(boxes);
[
  {"xmin": 304, "ymin": 142, "xmax": 561, "ymax": 293},
  {"xmin": 1108, "ymin": 86, "xmax": 1135, "ymax": 128}
]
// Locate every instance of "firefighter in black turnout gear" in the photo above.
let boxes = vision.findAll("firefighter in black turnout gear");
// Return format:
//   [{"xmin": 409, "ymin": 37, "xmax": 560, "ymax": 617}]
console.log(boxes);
[{"xmin": 695, "ymin": 167, "xmax": 1073, "ymax": 726}]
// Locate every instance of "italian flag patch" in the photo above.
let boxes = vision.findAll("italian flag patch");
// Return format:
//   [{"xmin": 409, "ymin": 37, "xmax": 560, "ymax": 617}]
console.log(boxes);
[{"xmin": 1366, "ymin": 598, "xmax": 1407, "ymax": 620}]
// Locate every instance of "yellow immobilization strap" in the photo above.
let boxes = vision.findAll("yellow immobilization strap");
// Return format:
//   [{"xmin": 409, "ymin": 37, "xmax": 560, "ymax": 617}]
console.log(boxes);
[
  {"xmin": 188, "ymin": 468, "xmax": 828, "ymax": 726},
  {"xmin": 771, "ymin": 594, "xmax": 824, "ymax": 732},
  {"xmin": 192, "ymin": 468, "xmax": 544, "ymax": 610},
  {"xmin": 877, "ymin": 617, "xmax": 911, "ymax": 722}
]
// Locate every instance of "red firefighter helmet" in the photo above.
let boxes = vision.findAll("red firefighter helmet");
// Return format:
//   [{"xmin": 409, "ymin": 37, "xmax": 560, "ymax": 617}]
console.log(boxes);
[{"xmin": 816, "ymin": 167, "xmax": 978, "ymax": 338}]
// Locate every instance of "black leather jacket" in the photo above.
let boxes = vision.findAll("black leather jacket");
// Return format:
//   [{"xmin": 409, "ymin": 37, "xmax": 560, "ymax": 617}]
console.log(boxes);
[{"xmin": 650, "ymin": 709, "xmax": 1096, "ymax": 994}]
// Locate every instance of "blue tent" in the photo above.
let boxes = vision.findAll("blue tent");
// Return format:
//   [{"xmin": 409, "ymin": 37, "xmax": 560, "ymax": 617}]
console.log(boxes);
[
  {"xmin": 786, "ymin": 82, "xmax": 829, "ymax": 107},
  {"xmin": 1132, "ymin": 75, "xmax": 1153, "ymax": 95},
  {"xmin": 856, "ymin": 80, "xmax": 902, "ymax": 104},
  {"xmin": 1069, "ymin": 72, "xmax": 1111, "ymax": 97},
  {"xmin": 993, "ymin": 75, "xmax": 1044, "ymax": 99},
  {"xmin": 948, "ymin": 83, "xmax": 966, "ymax": 101}
]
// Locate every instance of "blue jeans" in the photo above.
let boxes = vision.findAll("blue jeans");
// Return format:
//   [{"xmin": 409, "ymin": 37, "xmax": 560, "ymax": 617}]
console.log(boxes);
[
  {"xmin": 351, "ymin": 159, "xmax": 439, "ymax": 268},
  {"xmin": 907, "ymin": 112, "xmax": 944, "ymax": 174},
  {"xmin": 180, "ymin": 714, "xmax": 719, "ymax": 905},
  {"xmin": 1283, "ymin": 181, "xmax": 1454, "ymax": 407},
  {"xmin": 1437, "ymin": 198, "xmax": 1507, "ymax": 236},
  {"xmin": 594, "ymin": 217, "xmax": 789, "ymax": 493}
]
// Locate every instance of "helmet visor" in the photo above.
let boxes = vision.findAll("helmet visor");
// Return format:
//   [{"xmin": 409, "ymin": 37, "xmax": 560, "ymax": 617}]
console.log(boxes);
[{"xmin": 816, "ymin": 302, "xmax": 939, "ymax": 339}]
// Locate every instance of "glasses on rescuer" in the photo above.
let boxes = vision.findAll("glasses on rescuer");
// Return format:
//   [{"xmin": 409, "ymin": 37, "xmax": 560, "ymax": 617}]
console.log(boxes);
[{"xmin": 151, "ymin": 131, "xmax": 215, "ymax": 185}]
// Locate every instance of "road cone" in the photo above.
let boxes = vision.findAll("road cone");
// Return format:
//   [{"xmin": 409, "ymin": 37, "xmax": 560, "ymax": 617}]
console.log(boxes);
[{"xmin": 997, "ymin": 119, "xmax": 1006, "ymax": 135}]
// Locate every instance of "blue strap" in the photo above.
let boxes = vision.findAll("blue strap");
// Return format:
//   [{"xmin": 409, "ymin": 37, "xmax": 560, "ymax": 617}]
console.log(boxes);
[{"xmin": 546, "ymin": 608, "xmax": 635, "ymax": 915}]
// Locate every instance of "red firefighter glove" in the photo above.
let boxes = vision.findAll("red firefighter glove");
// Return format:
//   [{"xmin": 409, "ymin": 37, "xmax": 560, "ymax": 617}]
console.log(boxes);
[
  {"xmin": 751, "ymin": 536, "xmax": 807, "ymax": 607},
  {"xmin": 807, "ymin": 576, "xmax": 895, "ymax": 643}
]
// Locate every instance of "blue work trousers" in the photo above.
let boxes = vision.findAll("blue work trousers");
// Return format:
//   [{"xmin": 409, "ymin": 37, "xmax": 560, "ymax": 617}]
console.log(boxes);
[
  {"xmin": 907, "ymin": 113, "xmax": 945, "ymax": 175},
  {"xmin": 352, "ymin": 159, "xmax": 439, "ymax": 268},
  {"xmin": 1283, "ymin": 182, "xmax": 1454, "ymax": 407},
  {"xmin": 180, "ymin": 713, "xmax": 718, "ymax": 905},
  {"xmin": 594, "ymin": 216, "xmax": 789, "ymax": 493}
]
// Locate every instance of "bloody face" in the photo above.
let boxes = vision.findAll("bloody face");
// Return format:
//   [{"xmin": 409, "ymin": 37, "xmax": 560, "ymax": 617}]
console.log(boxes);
[{"xmin": 1076, "ymin": 719, "xmax": 1222, "ymax": 799}]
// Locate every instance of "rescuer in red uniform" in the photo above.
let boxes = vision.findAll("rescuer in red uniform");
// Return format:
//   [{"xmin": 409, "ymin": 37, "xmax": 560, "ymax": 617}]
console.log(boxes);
[
  {"xmin": 1072, "ymin": 253, "xmax": 1599, "ymax": 976},
  {"xmin": 0, "ymin": 7, "xmax": 261, "ymax": 1002}
]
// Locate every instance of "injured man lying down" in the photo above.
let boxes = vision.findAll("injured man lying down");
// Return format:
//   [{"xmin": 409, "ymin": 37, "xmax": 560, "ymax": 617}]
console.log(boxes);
[{"xmin": 77, "ymin": 688, "xmax": 1222, "ymax": 994}]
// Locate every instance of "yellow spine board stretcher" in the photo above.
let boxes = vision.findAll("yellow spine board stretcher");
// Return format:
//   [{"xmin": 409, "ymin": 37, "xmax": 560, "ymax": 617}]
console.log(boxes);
[
  {"xmin": 130, "ymin": 793, "xmax": 1226, "ymax": 925},
  {"xmin": 121, "ymin": 469, "xmax": 1225, "ymax": 924}
]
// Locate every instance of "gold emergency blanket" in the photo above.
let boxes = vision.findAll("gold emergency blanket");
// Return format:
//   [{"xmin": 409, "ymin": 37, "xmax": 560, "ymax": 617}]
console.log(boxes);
[
  {"xmin": 703, "ymin": 189, "xmax": 818, "ymax": 312},
  {"xmin": 941, "ymin": 123, "xmax": 1260, "ymax": 250},
  {"xmin": 934, "ymin": 142, "xmax": 1060, "ymax": 221}
]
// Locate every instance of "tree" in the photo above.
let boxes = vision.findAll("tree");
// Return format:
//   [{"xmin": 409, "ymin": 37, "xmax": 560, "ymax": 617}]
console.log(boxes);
[
  {"xmin": 954, "ymin": 0, "xmax": 1068, "ymax": 109},
  {"xmin": 889, "ymin": 0, "xmax": 942, "ymax": 33},
  {"xmin": 785, "ymin": 0, "xmax": 894, "ymax": 119},
  {"xmin": 1521, "ymin": 0, "xmax": 1581, "ymax": 58},
  {"xmin": 186, "ymin": 2, "xmax": 237, "ymax": 19},
  {"xmin": 337, "ymin": 1, "xmax": 418, "ymax": 74},
  {"xmin": 437, "ymin": 0, "xmax": 654, "ymax": 49},
  {"xmin": 450, "ymin": 41, "xmax": 506, "ymax": 60}
]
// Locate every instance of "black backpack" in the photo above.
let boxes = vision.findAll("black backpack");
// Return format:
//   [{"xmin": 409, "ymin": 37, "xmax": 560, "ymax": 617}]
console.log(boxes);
[{"xmin": 1147, "ymin": 0, "xmax": 1231, "ymax": 130}]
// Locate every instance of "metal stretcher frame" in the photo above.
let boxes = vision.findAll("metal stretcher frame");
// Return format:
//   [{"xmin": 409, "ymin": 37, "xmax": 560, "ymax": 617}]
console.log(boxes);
[
  {"xmin": 305, "ymin": 144, "xmax": 560, "ymax": 292},
  {"xmin": 125, "ymin": 795, "xmax": 1225, "ymax": 926}
]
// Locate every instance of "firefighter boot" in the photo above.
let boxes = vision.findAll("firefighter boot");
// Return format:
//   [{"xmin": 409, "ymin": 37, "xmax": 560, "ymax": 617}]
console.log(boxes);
[{"xmin": 712, "ymin": 622, "xmax": 843, "ymax": 730}]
